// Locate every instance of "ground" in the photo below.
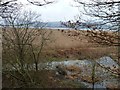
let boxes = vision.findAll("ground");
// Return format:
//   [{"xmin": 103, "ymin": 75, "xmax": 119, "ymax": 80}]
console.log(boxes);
[
  {"xmin": 2, "ymin": 28, "xmax": 119, "ymax": 88},
  {"xmin": 39, "ymin": 29, "xmax": 118, "ymax": 61}
]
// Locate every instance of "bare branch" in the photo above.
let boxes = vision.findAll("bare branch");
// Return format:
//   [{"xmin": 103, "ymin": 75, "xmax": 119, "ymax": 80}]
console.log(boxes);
[{"xmin": 27, "ymin": 0, "xmax": 54, "ymax": 6}]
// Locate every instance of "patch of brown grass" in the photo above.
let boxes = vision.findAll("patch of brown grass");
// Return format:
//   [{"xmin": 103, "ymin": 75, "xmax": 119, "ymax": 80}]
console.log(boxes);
[
  {"xmin": 43, "ymin": 46, "xmax": 117, "ymax": 60},
  {"xmin": 81, "ymin": 75, "xmax": 101, "ymax": 83},
  {"xmin": 41, "ymin": 29, "xmax": 118, "ymax": 60}
]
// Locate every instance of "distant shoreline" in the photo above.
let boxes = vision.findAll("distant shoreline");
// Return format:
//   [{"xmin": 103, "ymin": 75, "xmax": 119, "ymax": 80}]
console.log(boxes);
[
  {"xmin": 43, "ymin": 27, "xmax": 114, "ymax": 31},
  {"xmin": 43, "ymin": 27, "xmax": 91, "ymax": 31},
  {"xmin": 43, "ymin": 27, "xmax": 72, "ymax": 30},
  {"xmin": 0, "ymin": 26, "xmax": 115, "ymax": 31}
]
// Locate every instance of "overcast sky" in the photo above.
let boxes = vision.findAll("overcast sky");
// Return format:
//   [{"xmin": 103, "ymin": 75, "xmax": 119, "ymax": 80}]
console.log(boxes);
[{"xmin": 18, "ymin": 0, "xmax": 81, "ymax": 22}]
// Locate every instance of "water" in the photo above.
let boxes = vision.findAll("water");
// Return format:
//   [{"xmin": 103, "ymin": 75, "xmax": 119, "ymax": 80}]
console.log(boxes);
[
  {"xmin": 97, "ymin": 56, "xmax": 119, "ymax": 70},
  {"xmin": 43, "ymin": 56, "xmax": 119, "ymax": 89},
  {"xmin": 42, "ymin": 22, "xmax": 113, "ymax": 31},
  {"xmin": 4, "ymin": 56, "xmax": 119, "ymax": 88}
]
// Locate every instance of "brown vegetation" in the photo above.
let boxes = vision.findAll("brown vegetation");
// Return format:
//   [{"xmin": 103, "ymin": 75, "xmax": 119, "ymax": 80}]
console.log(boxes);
[
  {"xmin": 81, "ymin": 75, "xmax": 101, "ymax": 83},
  {"xmin": 40, "ymin": 29, "xmax": 118, "ymax": 61},
  {"xmin": 2, "ymin": 28, "xmax": 119, "ymax": 88}
]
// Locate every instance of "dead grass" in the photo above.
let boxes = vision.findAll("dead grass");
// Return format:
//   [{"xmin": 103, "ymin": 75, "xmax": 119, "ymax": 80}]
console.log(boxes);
[
  {"xmin": 2, "ymin": 28, "xmax": 118, "ymax": 61},
  {"xmin": 42, "ymin": 46, "xmax": 117, "ymax": 61},
  {"xmin": 2, "ymin": 70, "xmax": 86, "ymax": 88},
  {"xmin": 36, "ymin": 29, "xmax": 118, "ymax": 61},
  {"xmin": 81, "ymin": 75, "xmax": 101, "ymax": 83},
  {"xmin": 2, "ymin": 70, "xmax": 57, "ymax": 88}
]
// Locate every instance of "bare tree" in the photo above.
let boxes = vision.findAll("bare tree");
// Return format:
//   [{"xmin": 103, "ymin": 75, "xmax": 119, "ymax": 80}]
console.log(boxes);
[
  {"xmin": 74, "ymin": 1, "xmax": 120, "ymax": 89},
  {"xmin": 0, "ymin": 0, "xmax": 21, "ymax": 18},
  {"xmin": 1, "ymin": 0, "xmax": 54, "ymax": 88},
  {"xmin": 74, "ymin": 0, "xmax": 119, "ymax": 29},
  {"xmin": 72, "ymin": 0, "xmax": 120, "ymax": 66},
  {"xmin": 73, "ymin": 0, "xmax": 120, "ymax": 45},
  {"xmin": 0, "ymin": 0, "xmax": 17, "ymax": 5},
  {"xmin": 27, "ymin": 0, "xmax": 55, "ymax": 6},
  {"xmin": 2, "ymin": 9, "xmax": 52, "ymax": 87},
  {"xmin": 60, "ymin": 0, "xmax": 120, "ymax": 46},
  {"xmin": 60, "ymin": 1, "xmax": 120, "ymax": 89},
  {"xmin": 0, "ymin": 0, "xmax": 55, "ymax": 18},
  {"xmin": 0, "ymin": 0, "xmax": 54, "ymax": 6}
]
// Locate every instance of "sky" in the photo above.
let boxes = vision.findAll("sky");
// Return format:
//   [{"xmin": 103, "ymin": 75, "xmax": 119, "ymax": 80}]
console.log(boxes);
[{"xmin": 17, "ymin": 0, "xmax": 81, "ymax": 22}]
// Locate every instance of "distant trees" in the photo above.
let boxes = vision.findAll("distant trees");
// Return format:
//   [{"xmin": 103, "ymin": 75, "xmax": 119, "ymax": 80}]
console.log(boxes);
[{"xmin": 61, "ymin": 20, "xmax": 81, "ymax": 30}]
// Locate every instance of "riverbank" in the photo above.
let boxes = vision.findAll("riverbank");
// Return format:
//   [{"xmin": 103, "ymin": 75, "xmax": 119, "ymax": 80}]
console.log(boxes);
[
  {"xmin": 2, "ymin": 56, "xmax": 119, "ymax": 89},
  {"xmin": 2, "ymin": 28, "xmax": 119, "ymax": 88}
]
